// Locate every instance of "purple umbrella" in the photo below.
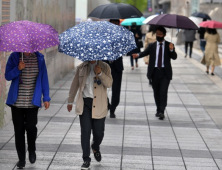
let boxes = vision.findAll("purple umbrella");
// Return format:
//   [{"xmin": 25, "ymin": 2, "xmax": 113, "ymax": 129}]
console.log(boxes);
[
  {"xmin": 147, "ymin": 14, "xmax": 198, "ymax": 30},
  {"xmin": 0, "ymin": 20, "xmax": 59, "ymax": 54}
]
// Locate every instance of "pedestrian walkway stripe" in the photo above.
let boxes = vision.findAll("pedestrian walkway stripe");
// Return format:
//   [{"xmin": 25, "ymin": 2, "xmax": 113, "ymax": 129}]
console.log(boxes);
[
  {"xmin": 140, "ymin": 76, "xmax": 154, "ymax": 170},
  {"xmin": 171, "ymin": 83, "xmax": 220, "ymax": 170}
]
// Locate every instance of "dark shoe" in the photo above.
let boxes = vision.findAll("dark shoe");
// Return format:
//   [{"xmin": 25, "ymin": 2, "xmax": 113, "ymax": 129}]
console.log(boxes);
[
  {"xmin": 110, "ymin": 111, "xmax": 116, "ymax": 118},
  {"xmin": 16, "ymin": 160, "xmax": 26, "ymax": 169},
  {"xmin": 91, "ymin": 145, "xmax": 102, "ymax": 162},
  {"xmin": 211, "ymin": 73, "xmax": 214, "ymax": 76},
  {"xmin": 155, "ymin": 113, "xmax": 160, "ymax": 117},
  {"xmin": 184, "ymin": 55, "xmax": 187, "ymax": 58},
  {"xmin": 81, "ymin": 161, "xmax": 90, "ymax": 170},
  {"xmin": 159, "ymin": 113, "xmax": 165, "ymax": 120},
  {"xmin": 206, "ymin": 71, "xmax": 209, "ymax": 74},
  {"xmin": 29, "ymin": 151, "xmax": 36, "ymax": 164}
]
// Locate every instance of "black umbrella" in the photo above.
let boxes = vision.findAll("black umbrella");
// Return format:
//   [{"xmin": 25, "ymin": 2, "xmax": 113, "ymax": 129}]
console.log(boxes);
[
  {"xmin": 191, "ymin": 12, "xmax": 211, "ymax": 20},
  {"xmin": 88, "ymin": 3, "xmax": 143, "ymax": 19}
]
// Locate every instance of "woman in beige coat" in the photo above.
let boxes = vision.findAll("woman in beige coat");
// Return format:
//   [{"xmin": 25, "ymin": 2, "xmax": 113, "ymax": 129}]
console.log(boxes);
[
  {"xmin": 144, "ymin": 25, "xmax": 156, "ymax": 85},
  {"xmin": 201, "ymin": 28, "xmax": 221, "ymax": 76},
  {"xmin": 67, "ymin": 60, "xmax": 112, "ymax": 170}
]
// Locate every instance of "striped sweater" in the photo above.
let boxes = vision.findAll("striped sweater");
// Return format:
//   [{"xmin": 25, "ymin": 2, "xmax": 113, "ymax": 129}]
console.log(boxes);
[{"xmin": 13, "ymin": 53, "xmax": 39, "ymax": 108}]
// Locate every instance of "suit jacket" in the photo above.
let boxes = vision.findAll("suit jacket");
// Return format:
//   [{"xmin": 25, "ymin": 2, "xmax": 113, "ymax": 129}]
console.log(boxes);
[
  {"xmin": 139, "ymin": 41, "xmax": 177, "ymax": 80},
  {"xmin": 104, "ymin": 57, "xmax": 124, "ymax": 73}
]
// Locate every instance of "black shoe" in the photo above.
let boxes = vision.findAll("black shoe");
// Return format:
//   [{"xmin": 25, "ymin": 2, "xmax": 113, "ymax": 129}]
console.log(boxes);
[
  {"xmin": 110, "ymin": 111, "xmax": 116, "ymax": 118},
  {"xmin": 155, "ymin": 113, "xmax": 160, "ymax": 117},
  {"xmin": 81, "ymin": 161, "xmax": 90, "ymax": 170},
  {"xmin": 189, "ymin": 55, "xmax": 192, "ymax": 58},
  {"xmin": 91, "ymin": 145, "xmax": 102, "ymax": 162},
  {"xmin": 159, "ymin": 113, "xmax": 165, "ymax": 120},
  {"xmin": 16, "ymin": 160, "xmax": 26, "ymax": 169},
  {"xmin": 29, "ymin": 151, "xmax": 36, "ymax": 164},
  {"xmin": 211, "ymin": 73, "xmax": 214, "ymax": 76},
  {"xmin": 185, "ymin": 55, "xmax": 187, "ymax": 58},
  {"xmin": 206, "ymin": 71, "xmax": 209, "ymax": 74}
]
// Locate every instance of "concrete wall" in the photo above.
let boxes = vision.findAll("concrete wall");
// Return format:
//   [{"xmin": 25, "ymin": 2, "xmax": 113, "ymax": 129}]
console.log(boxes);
[{"xmin": 0, "ymin": 0, "xmax": 76, "ymax": 127}]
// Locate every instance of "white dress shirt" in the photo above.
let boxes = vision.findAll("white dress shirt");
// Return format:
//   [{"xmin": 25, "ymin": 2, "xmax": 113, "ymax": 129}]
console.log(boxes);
[
  {"xmin": 83, "ymin": 62, "xmax": 102, "ymax": 98},
  {"xmin": 155, "ymin": 40, "xmax": 165, "ymax": 67}
]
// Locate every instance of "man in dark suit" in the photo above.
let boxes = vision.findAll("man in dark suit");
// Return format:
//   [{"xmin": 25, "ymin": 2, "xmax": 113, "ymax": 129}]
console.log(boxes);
[
  {"xmin": 104, "ymin": 19, "xmax": 124, "ymax": 118},
  {"xmin": 133, "ymin": 26, "xmax": 177, "ymax": 120}
]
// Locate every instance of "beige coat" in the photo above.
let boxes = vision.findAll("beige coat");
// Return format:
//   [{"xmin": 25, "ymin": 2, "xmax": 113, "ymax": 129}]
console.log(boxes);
[
  {"xmin": 201, "ymin": 32, "xmax": 221, "ymax": 66},
  {"xmin": 143, "ymin": 32, "xmax": 156, "ymax": 64},
  {"xmin": 68, "ymin": 61, "xmax": 113, "ymax": 119}
]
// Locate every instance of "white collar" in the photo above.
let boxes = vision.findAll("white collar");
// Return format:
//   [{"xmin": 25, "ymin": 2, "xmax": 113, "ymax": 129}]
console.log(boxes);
[{"xmin": 157, "ymin": 40, "xmax": 165, "ymax": 46}]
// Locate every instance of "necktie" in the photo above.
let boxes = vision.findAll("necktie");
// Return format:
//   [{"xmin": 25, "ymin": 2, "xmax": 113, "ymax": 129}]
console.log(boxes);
[{"xmin": 158, "ymin": 43, "xmax": 163, "ymax": 68}]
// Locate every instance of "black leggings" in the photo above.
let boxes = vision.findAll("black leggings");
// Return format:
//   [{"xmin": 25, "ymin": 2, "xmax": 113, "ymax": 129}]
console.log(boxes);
[{"xmin": 185, "ymin": 41, "xmax": 193, "ymax": 56}]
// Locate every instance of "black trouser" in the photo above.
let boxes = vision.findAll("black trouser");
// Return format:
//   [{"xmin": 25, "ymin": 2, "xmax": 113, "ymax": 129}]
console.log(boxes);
[
  {"xmin": 185, "ymin": 41, "xmax": 193, "ymax": 56},
  {"xmin": 110, "ymin": 69, "xmax": 123, "ymax": 112},
  {"xmin": 151, "ymin": 68, "xmax": 170, "ymax": 114},
  {"xmin": 130, "ymin": 55, "xmax": 138, "ymax": 67},
  {"xmin": 11, "ymin": 106, "xmax": 39, "ymax": 161},
  {"xmin": 80, "ymin": 98, "xmax": 106, "ymax": 162}
]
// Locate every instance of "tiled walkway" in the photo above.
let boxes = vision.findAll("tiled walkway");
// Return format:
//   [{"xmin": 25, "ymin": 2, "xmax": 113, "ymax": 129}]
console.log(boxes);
[{"xmin": 1, "ymin": 44, "xmax": 222, "ymax": 170}]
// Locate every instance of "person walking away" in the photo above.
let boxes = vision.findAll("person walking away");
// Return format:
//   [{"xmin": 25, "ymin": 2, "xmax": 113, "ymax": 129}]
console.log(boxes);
[
  {"xmin": 67, "ymin": 60, "xmax": 112, "ymax": 170},
  {"xmin": 184, "ymin": 29, "xmax": 196, "ymax": 58},
  {"xmin": 141, "ymin": 24, "xmax": 148, "ymax": 41},
  {"xmin": 144, "ymin": 25, "xmax": 157, "ymax": 85},
  {"xmin": 201, "ymin": 28, "xmax": 221, "ymax": 76},
  {"xmin": 132, "ymin": 26, "xmax": 177, "ymax": 120},
  {"xmin": 5, "ymin": 52, "xmax": 50, "ymax": 169},
  {"xmin": 128, "ymin": 22, "xmax": 142, "ymax": 70},
  {"xmin": 198, "ymin": 19, "xmax": 207, "ymax": 54},
  {"xmin": 104, "ymin": 19, "xmax": 124, "ymax": 118}
]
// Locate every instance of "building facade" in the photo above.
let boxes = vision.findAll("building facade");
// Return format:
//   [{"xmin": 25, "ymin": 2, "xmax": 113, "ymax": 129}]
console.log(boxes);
[{"xmin": 0, "ymin": 0, "xmax": 76, "ymax": 127}]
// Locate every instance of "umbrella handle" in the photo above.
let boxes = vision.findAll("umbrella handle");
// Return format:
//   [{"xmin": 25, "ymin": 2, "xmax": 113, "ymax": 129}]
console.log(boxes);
[
  {"xmin": 171, "ymin": 29, "xmax": 173, "ymax": 42},
  {"xmin": 22, "ymin": 52, "xmax": 23, "ymax": 61}
]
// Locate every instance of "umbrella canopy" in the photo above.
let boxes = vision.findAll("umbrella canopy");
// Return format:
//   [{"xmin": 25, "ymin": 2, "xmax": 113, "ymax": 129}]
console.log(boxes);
[
  {"xmin": 0, "ymin": 20, "xmax": 59, "ymax": 53},
  {"xmin": 147, "ymin": 14, "xmax": 198, "ymax": 30},
  {"xmin": 189, "ymin": 16, "xmax": 202, "ymax": 28},
  {"xmin": 191, "ymin": 12, "xmax": 211, "ymax": 20},
  {"xmin": 143, "ymin": 14, "xmax": 158, "ymax": 24},
  {"xmin": 58, "ymin": 21, "xmax": 137, "ymax": 61},
  {"xmin": 121, "ymin": 17, "xmax": 145, "ymax": 26},
  {"xmin": 88, "ymin": 3, "xmax": 143, "ymax": 19},
  {"xmin": 199, "ymin": 20, "xmax": 222, "ymax": 29}
]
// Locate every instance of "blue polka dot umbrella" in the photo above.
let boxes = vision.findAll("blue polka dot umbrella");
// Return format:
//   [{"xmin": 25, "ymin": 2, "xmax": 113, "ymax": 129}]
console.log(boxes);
[{"xmin": 58, "ymin": 21, "xmax": 137, "ymax": 61}]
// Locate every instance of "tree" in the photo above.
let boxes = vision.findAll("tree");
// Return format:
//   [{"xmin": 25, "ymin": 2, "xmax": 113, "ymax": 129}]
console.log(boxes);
[{"xmin": 109, "ymin": 0, "xmax": 147, "ymax": 12}]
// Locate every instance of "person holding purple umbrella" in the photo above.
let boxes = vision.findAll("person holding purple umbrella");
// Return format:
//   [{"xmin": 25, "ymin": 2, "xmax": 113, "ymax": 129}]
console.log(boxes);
[
  {"xmin": 133, "ymin": 26, "xmax": 177, "ymax": 120},
  {"xmin": 5, "ymin": 51, "xmax": 51, "ymax": 169}
]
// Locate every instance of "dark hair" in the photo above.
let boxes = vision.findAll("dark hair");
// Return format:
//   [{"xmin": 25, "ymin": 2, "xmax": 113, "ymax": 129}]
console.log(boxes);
[
  {"xmin": 203, "ymin": 18, "xmax": 207, "ymax": 22},
  {"xmin": 207, "ymin": 28, "xmax": 217, "ymax": 35},
  {"xmin": 110, "ymin": 19, "xmax": 120, "ymax": 25},
  {"xmin": 156, "ymin": 26, "xmax": 166, "ymax": 35},
  {"xmin": 132, "ymin": 22, "xmax": 137, "ymax": 26},
  {"xmin": 148, "ymin": 25, "xmax": 157, "ymax": 35}
]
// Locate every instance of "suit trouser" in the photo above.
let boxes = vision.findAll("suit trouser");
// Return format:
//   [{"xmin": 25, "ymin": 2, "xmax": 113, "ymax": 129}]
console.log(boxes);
[
  {"xmin": 11, "ymin": 106, "xmax": 39, "ymax": 161},
  {"xmin": 110, "ymin": 69, "xmax": 122, "ymax": 112},
  {"xmin": 185, "ymin": 41, "xmax": 193, "ymax": 56},
  {"xmin": 79, "ymin": 98, "xmax": 106, "ymax": 162},
  {"xmin": 151, "ymin": 68, "xmax": 170, "ymax": 113}
]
